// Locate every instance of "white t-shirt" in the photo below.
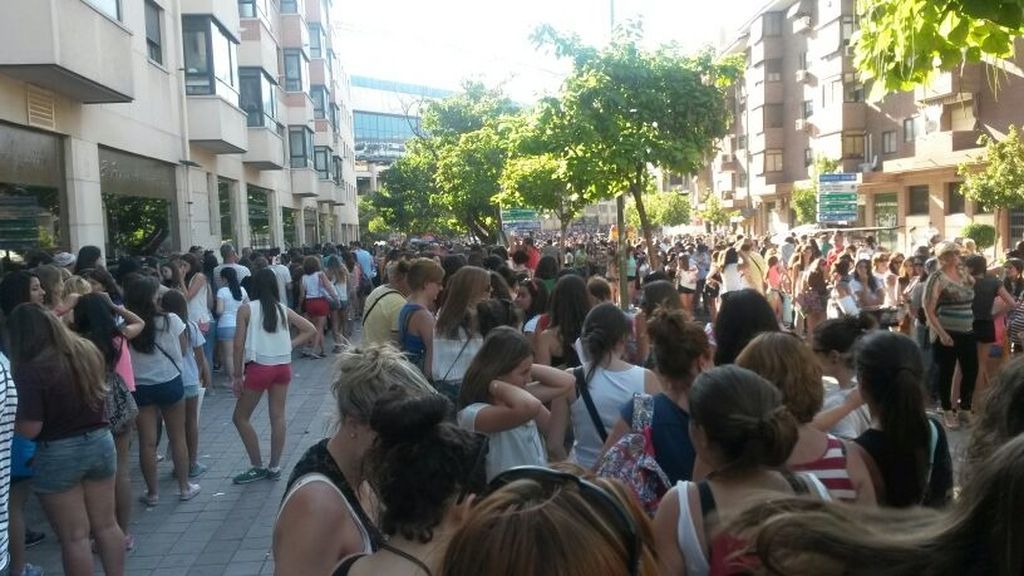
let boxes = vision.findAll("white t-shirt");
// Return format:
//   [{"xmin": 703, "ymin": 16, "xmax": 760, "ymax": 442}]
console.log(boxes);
[
  {"xmin": 457, "ymin": 402, "xmax": 546, "ymax": 481},
  {"xmin": 523, "ymin": 315, "xmax": 541, "ymax": 334},
  {"xmin": 270, "ymin": 264, "xmax": 292, "ymax": 303},
  {"xmin": 821, "ymin": 377, "xmax": 872, "ymax": 439},
  {"xmin": 570, "ymin": 364, "xmax": 647, "ymax": 468},
  {"xmin": 213, "ymin": 262, "xmax": 251, "ymax": 289},
  {"xmin": 130, "ymin": 313, "xmax": 186, "ymax": 386},
  {"xmin": 217, "ymin": 286, "xmax": 249, "ymax": 328}
]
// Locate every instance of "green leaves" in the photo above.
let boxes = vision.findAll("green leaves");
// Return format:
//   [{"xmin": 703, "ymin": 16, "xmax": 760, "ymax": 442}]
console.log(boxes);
[
  {"xmin": 958, "ymin": 125, "xmax": 1024, "ymax": 213},
  {"xmin": 856, "ymin": 0, "xmax": 1023, "ymax": 98},
  {"xmin": 696, "ymin": 193, "xmax": 738, "ymax": 229}
]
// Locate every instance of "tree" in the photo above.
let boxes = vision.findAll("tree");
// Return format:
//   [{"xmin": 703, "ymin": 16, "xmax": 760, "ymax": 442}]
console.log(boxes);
[
  {"xmin": 433, "ymin": 121, "xmax": 509, "ymax": 243},
  {"xmin": 696, "ymin": 192, "xmax": 738, "ymax": 231},
  {"xmin": 958, "ymin": 125, "xmax": 1024, "ymax": 250},
  {"xmin": 626, "ymin": 191, "xmax": 692, "ymax": 230},
  {"xmin": 791, "ymin": 156, "xmax": 841, "ymax": 224},
  {"xmin": 371, "ymin": 141, "xmax": 444, "ymax": 236},
  {"xmin": 533, "ymin": 23, "xmax": 743, "ymax": 268},
  {"xmin": 961, "ymin": 222, "xmax": 997, "ymax": 251},
  {"xmin": 855, "ymin": 0, "xmax": 1023, "ymax": 99}
]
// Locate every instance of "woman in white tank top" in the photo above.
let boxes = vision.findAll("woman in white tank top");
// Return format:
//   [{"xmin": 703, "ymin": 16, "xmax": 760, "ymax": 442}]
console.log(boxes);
[{"xmin": 547, "ymin": 303, "xmax": 659, "ymax": 467}]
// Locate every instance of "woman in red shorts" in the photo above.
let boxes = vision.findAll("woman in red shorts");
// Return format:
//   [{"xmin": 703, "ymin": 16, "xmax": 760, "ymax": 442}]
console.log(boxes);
[
  {"xmin": 231, "ymin": 269, "xmax": 316, "ymax": 484},
  {"xmin": 298, "ymin": 256, "xmax": 337, "ymax": 358}
]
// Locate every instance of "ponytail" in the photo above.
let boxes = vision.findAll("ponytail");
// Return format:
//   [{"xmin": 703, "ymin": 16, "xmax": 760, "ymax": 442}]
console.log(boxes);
[
  {"xmin": 580, "ymin": 303, "xmax": 630, "ymax": 384},
  {"xmin": 221, "ymin": 267, "xmax": 242, "ymax": 301}
]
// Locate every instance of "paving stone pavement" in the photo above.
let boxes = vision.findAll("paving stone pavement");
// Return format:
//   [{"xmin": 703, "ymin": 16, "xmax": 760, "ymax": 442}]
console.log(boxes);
[{"xmin": 25, "ymin": 339, "xmax": 346, "ymax": 576}]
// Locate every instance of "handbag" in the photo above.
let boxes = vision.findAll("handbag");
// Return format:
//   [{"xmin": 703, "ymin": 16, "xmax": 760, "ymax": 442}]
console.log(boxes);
[{"xmin": 105, "ymin": 369, "xmax": 138, "ymax": 434}]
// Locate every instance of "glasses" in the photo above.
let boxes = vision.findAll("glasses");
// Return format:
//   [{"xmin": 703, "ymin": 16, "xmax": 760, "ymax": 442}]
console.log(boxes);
[{"xmin": 487, "ymin": 466, "xmax": 640, "ymax": 576}]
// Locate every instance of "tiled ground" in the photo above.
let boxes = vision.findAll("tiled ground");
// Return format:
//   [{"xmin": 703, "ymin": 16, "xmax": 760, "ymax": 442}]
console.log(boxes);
[{"xmin": 25, "ymin": 339, "xmax": 345, "ymax": 576}]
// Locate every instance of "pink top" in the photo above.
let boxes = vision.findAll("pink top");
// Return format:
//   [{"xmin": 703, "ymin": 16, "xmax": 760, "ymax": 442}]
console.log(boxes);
[{"xmin": 113, "ymin": 335, "xmax": 136, "ymax": 391}]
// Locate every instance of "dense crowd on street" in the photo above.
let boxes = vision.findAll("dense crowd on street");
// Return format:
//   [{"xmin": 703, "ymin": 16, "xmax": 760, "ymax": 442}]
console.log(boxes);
[{"xmin": 0, "ymin": 227, "xmax": 1021, "ymax": 576}]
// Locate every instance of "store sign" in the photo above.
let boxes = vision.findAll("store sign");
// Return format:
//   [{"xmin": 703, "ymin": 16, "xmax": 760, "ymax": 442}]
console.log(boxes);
[{"xmin": 817, "ymin": 173, "xmax": 859, "ymax": 224}]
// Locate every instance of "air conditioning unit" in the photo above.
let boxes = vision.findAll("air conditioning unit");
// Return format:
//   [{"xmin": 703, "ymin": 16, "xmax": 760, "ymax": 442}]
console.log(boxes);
[
  {"xmin": 795, "ymin": 118, "xmax": 807, "ymax": 131},
  {"xmin": 795, "ymin": 69, "xmax": 808, "ymax": 83},
  {"xmin": 796, "ymin": 15, "xmax": 813, "ymax": 33}
]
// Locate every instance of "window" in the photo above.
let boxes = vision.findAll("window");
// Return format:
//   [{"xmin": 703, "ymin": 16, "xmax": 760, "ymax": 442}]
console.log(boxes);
[
  {"xmin": 145, "ymin": 1, "xmax": 163, "ymax": 64},
  {"xmin": 765, "ymin": 59, "xmax": 782, "ymax": 82},
  {"xmin": 841, "ymin": 15, "xmax": 857, "ymax": 45},
  {"xmin": 183, "ymin": 16, "xmax": 239, "ymax": 103},
  {"xmin": 330, "ymin": 103, "xmax": 340, "ymax": 130},
  {"xmin": 804, "ymin": 148, "xmax": 813, "ymax": 167},
  {"xmin": 844, "ymin": 83, "xmax": 864, "ymax": 103},
  {"xmin": 763, "ymin": 12, "xmax": 783, "ymax": 36},
  {"xmin": 238, "ymin": 0, "xmax": 270, "ymax": 18},
  {"xmin": 802, "ymin": 100, "xmax": 813, "ymax": 119},
  {"xmin": 332, "ymin": 155, "xmax": 343, "ymax": 184},
  {"xmin": 947, "ymin": 183, "xmax": 965, "ymax": 214},
  {"xmin": 308, "ymin": 24, "xmax": 323, "ymax": 59},
  {"xmin": 289, "ymin": 126, "xmax": 314, "ymax": 168},
  {"xmin": 903, "ymin": 117, "xmax": 916, "ymax": 142},
  {"xmin": 311, "ymin": 85, "xmax": 328, "ymax": 119},
  {"xmin": 314, "ymin": 147, "xmax": 330, "ymax": 180},
  {"xmin": 764, "ymin": 104, "xmax": 783, "ymax": 129},
  {"xmin": 842, "ymin": 134, "xmax": 865, "ymax": 159},
  {"xmin": 798, "ymin": 51, "xmax": 808, "ymax": 71},
  {"xmin": 908, "ymin": 185, "xmax": 930, "ymax": 215},
  {"xmin": 283, "ymin": 49, "xmax": 306, "ymax": 92},
  {"xmin": 85, "ymin": 0, "xmax": 120, "ymax": 20},
  {"xmin": 882, "ymin": 130, "xmax": 897, "ymax": 154},
  {"xmin": 823, "ymin": 79, "xmax": 842, "ymax": 107},
  {"xmin": 737, "ymin": 135, "xmax": 747, "ymax": 150},
  {"xmin": 280, "ymin": 0, "xmax": 298, "ymax": 13},
  {"xmin": 239, "ymin": 68, "xmax": 277, "ymax": 127},
  {"xmin": 765, "ymin": 150, "xmax": 784, "ymax": 173}
]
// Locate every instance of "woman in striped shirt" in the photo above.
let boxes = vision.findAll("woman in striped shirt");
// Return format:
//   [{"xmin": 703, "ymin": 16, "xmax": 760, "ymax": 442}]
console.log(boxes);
[
  {"xmin": 923, "ymin": 241, "xmax": 976, "ymax": 430},
  {"xmin": 737, "ymin": 332, "xmax": 876, "ymax": 504}
]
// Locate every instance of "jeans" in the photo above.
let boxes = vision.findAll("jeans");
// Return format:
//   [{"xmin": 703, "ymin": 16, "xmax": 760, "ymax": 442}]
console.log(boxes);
[
  {"xmin": 33, "ymin": 429, "xmax": 116, "ymax": 494},
  {"xmin": 934, "ymin": 331, "xmax": 978, "ymax": 411},
  {"xmin": 203, "ymin": 318, "xmax": 216, "ymax": 369}
]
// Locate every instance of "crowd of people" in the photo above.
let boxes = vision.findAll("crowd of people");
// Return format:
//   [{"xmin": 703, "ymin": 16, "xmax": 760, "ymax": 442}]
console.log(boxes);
[{"xmin": 0, "ymin": 227, "xmax": 1022, "ymax": 575}]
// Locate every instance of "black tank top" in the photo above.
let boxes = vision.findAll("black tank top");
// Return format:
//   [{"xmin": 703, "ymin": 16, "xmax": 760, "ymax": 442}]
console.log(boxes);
[{"xmin": 284, "ymin": 438, "xmax": 384, "ymax": 550}]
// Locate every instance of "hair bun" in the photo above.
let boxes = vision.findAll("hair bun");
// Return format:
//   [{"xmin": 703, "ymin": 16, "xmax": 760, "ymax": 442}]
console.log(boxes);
[{"xmin": 370, "ymin": 388, "xmax": 451, "ymax": 444}]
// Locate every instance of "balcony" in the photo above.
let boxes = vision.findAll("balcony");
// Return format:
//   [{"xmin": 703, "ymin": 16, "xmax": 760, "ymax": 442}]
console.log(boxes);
[
  {"xmin": 0, "ymin": 0, "xmax": 134, "ymax": 103},
  {"xmin": 917, "ymin": 129, "xmax": 983, "ymax": 157},
  {"xmin": 181, "ymin": 0, "xmax": 240, "ymax": 40},
  {"xmin": 187, "ymin": 95, "xmax": 248, "ymax": 153},
  {"xmin": 305, "ymin": 0, "xmax": 325, "ymax": 23},
  {"xmin": 238, "ymin": 18, "xmax": 278, "ymax": 77},
  {"xmin": 280, "ymin": 13, "xmax": 310, "ymax": 57},
  {"xmin": 792, "ymin": 14, "xmax": 813, "ymax": 34},
  {"xmin": 243, "ymin": 126, "xmax": 285, "ymax": 169},
  {"xmin": 291, "ymin": 167, "xmax": 320, "ymax": 198},
  {"xmin": 720, "ymin": 153, "xmax": 739, "ymax": 172},
  {"xmin": 309, "ymin": 59, "xmax": 327, "ymax": 86},
  {"xmin": 915, "ymin": 64, "xmax": 982, "ymax": 104}
]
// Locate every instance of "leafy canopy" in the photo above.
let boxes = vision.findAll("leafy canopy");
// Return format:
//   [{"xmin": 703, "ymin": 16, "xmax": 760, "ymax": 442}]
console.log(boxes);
[
  {"xmin": 696, "ymin": 192, "xmax": 739, "ymax": 229},
  {"xmin": 626, "ymin": 191, "xmax": 692, "ymax": 230},
  {"xmin": 855, "ymin": 0, "xmax": 1023, "ymax": 99},
  {"xmin": 791, "ymin": 156, "xmax": 841, "ymax": 225},
  {"xmin": 957, "ymin": 125, "xmax": 1024, "ymax": 212}
]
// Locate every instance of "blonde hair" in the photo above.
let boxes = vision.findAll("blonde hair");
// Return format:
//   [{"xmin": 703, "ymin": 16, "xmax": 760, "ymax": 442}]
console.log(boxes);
[
  {"xmin": 331, "ymin": 344, "xmax": 434, "ymax": 424},
  {"xmin": 441, "ymin": 478, "xmax": 655, "ymax": 576},
  {"xmin": 736, "ymin": 332, "xmax": 823, "ymax": 423},
  {"xmin": 64, "ymin": 275, "xmax": 93, "ymax": 298}
]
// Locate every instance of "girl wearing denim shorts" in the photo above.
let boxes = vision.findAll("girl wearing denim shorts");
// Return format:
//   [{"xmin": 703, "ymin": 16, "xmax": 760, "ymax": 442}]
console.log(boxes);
[
  {"xmin": 125, "ymin": 277, "xmax": 201, "ymax": 506},
  {"xmin": 9, "ymin": 304, "xmax": 124, "ymax": 576},
  {"xmin": 216, "ymin": 268, "xmax": 249, "ymax": 385},
  {"xmin": 231, "ymin": 269, "xmax": 316, "ymax": 484}
]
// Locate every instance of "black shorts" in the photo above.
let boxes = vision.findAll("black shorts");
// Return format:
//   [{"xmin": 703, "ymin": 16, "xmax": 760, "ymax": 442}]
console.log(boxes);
[
  {"xmin": 678, "ymin": 286, "xmax": 695, "ymax": 295},
  {"xmin": 974, "ymin": 319, "xmax": 996, "ymax": 344}
]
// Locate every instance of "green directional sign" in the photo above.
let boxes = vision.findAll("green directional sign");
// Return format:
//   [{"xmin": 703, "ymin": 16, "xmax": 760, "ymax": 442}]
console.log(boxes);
[
  {"xmin": 820, "ymin": 193, "xmax": 858, "ymax": 202},
  {"xmin": 501, "ymin": 208, "xmax": 539, "ymax": 223}
]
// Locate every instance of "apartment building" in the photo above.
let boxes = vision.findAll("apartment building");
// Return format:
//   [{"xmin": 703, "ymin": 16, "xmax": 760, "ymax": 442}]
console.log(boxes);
[
  {"xmin": 711, "ymin": 0, "xmax": 1024, "ymax": 252},
  {"xmin": 0, "ymin": 0, "xmax": 357, "ymax": 259}
]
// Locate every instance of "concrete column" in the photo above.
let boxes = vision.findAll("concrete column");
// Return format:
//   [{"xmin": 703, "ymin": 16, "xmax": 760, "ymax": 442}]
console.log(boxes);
[
  {"xmin": 207, "ymin": 172, "xmax": 222, "ymax": 243},
  {"xmin": 176, "ymin": 165, "xmax": 194, "ymax": 250},
  {"xmin": 268, "ymin": 190, "xmax": 284, "ymax": 249},
  {"xmin": 295, "ymin": 205, "xmax": 306, "ymax": 245},
  {"xmin": 233, "ymin": 180, "xmax": 250, "ymax": 249},
  {"xmin": 64, "ymin": 137, "xmax": 106, "ymax": 256}
]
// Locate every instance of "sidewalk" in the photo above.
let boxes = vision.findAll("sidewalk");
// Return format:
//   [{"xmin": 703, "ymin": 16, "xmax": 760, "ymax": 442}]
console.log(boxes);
[{"xmin": 24, "ymin": 341, "xmax": 346, "ymax": 576}]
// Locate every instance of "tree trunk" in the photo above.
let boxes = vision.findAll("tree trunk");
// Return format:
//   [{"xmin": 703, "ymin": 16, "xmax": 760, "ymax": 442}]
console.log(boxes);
[
  {"xmin": 631, "ymin": 178, "xmax": 659, "ymax": 271},
  {"xmin": 996, "ymin": 206, "xmax": 1003, "ymax": 260},
  {"xmin": 560, "ymin": 219, "xmax": 569, "ymax": 254}
]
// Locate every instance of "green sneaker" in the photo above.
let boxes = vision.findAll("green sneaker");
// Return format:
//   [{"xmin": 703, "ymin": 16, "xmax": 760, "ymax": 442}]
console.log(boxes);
[
  {"xmin": 232, "ymin": 467, "xmax": 268, "ymax": 485},
  {"xmin": 266, "ymin": 467, "xmax": 282, "ymax": 481}
]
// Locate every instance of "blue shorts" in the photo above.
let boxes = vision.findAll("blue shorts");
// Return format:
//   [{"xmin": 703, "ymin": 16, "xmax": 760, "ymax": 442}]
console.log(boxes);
[
  {"xmin": 183, "ymin": 383, "xmax": 200, "ymax": 399},
  {"xmin": 11, "ymin": 434, "xmax": 36, "ymax": 480},
  {"xmin": 33, "ymin": 429, "xmax": 116, "ymax": 494},
  {"xmin": 132, "ymin": 376, "xmax": 184, "ymax": 408},
  {"xmin": 217, "ymin": 325, "xmax": 237, "ymax": 341}
]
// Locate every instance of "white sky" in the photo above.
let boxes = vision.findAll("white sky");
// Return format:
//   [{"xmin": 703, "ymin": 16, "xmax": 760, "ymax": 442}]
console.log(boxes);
[{"xmin": 335, "ymin": 0, "xmax": 767, "ymax": 103}]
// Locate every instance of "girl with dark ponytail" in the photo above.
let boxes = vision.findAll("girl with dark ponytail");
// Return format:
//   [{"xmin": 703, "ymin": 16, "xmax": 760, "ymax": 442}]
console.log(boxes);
[
  {"xmin": 545, "ymin": 303, "xmax": 659, "ymax": 466},
  {"xmin": 853, "ymin": 331, "xmax": 952, "ymax": 508},
  {"xmin": 653, "ymin": 365, "xmax": 829, "ymax": 576}
]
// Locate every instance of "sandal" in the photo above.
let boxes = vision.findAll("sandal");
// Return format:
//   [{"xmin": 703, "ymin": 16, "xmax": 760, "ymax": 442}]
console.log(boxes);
[
  {"xmin": 179, "ymin": 483, "xmax": 202, "ymax": 502},
  {"xmin": 138, "ymin": 493, "xmax": 159, "ymax": 507}
]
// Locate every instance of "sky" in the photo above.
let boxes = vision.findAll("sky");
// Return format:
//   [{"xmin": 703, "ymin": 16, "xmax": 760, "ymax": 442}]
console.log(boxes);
[{"xmin": 335, "ymin": 0, "xmax": 767, "ymax": 103}]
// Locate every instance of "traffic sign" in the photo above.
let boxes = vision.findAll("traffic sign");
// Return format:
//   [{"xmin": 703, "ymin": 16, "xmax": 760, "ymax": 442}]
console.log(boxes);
[
  {"xmin": 501, "ymin": 208, "xmax": 539, "ymax": 223},
  {"xmin": 817, "ymin": 173, "xmax": 859, "ymax": 224}
]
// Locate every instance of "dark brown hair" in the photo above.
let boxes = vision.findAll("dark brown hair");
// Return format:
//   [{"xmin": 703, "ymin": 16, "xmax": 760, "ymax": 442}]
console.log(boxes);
[{"xmin": 645, "ymin": 307, "xmax": 708, "ymax": 389}]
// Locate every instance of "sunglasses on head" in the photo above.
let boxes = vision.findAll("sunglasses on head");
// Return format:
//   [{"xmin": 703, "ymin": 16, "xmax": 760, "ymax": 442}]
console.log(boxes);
[{"xmin": 487, "ymin": 466, "xmax": 640, "ymax": 576}]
